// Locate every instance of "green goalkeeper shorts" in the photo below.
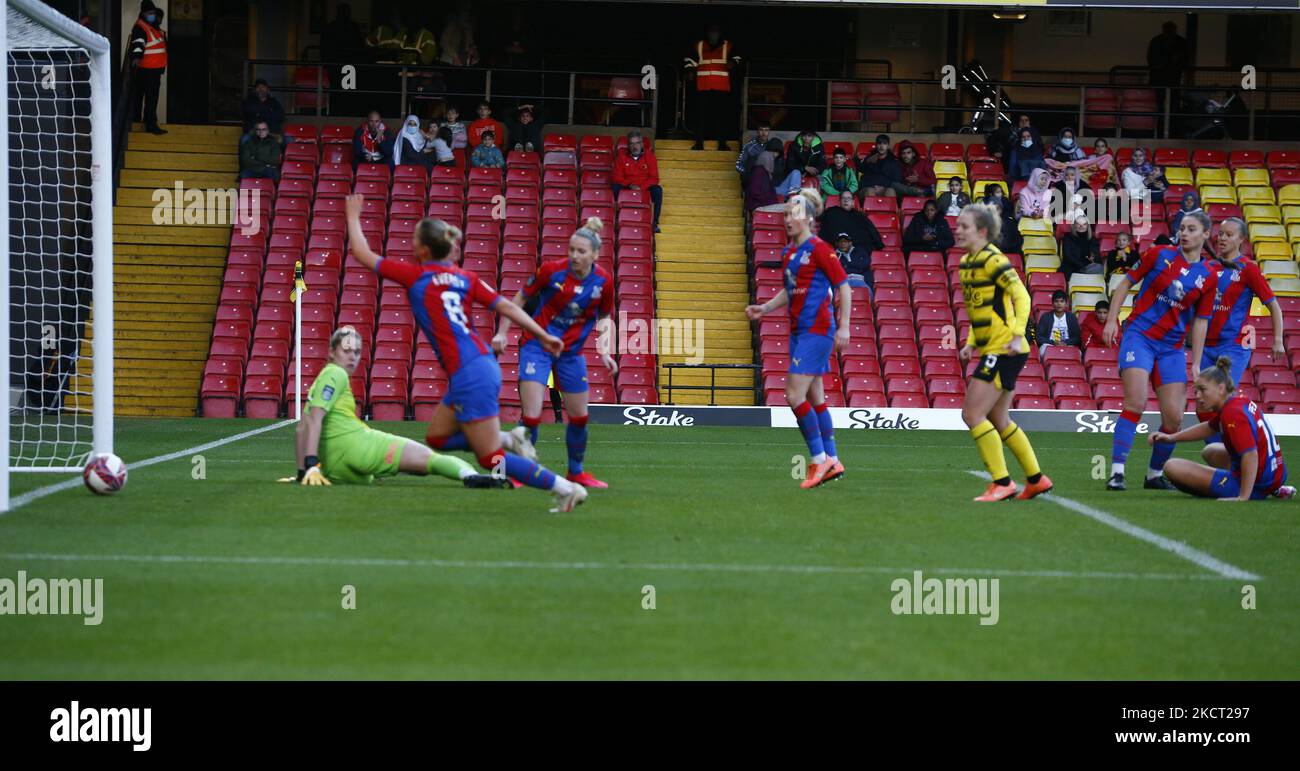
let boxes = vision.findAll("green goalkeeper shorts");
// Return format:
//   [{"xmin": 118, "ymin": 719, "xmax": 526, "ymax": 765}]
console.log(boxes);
[{"xmin": 319, "ymin": 428, "xmax": 409, "ymax": 485}]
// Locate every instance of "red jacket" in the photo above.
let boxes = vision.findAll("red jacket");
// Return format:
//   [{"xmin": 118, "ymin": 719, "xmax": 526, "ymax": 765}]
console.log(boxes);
[
  {"xmin": 896, "ymin": 140, "xmax": 935, "ymax": 190},
  {"xmin": 468, "ymin": 118, "xmax": 506, "ymax": 149},
  {"xmin": 612, "ymin": 148, "xmax": 659, "ymax": 188},
  {"xmin": 1080, "ymin": 313, "xmax": 1110, "ymax": 349}
]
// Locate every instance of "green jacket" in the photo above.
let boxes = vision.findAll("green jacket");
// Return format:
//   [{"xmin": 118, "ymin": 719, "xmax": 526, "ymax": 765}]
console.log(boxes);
[
  {"xmin": 820, "ymin": 164, "xmax": 859, "ymax": 196},
  {"xmin": 240, "ymin": 135, "xmax": 280, "ymax": 173}
]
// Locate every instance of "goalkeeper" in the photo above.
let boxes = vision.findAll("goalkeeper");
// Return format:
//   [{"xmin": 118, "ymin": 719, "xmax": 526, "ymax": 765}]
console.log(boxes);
[{"xmin": 285, "ymin": 326, "xmax": 506, "ymax": 488}]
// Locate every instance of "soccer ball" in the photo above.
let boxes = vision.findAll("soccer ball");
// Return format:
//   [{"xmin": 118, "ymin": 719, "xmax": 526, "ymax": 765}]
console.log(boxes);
[{"xmin": 83, "ymin": 453, "xmax": 128, "ymax": 495}]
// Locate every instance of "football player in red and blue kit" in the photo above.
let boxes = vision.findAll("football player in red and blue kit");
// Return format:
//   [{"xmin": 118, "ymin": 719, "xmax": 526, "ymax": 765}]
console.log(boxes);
[
  {"xmin": 1102, "ymin": 211, "xmax": 1222, "ymax": 491},
  {"xmin": 494, "ymin": 218, "xmax": 617, "ymax": 489},
  {"xmin": 343, "ymin": 194, "xmax": 590, "ymax": 513},
  {"xmin": 745, "ymin": 188, "xmax": 852, "ymax": 489},
  {"xmin": 1149, "ymin": 355, "xmax": 1295, "ymax": 501}
]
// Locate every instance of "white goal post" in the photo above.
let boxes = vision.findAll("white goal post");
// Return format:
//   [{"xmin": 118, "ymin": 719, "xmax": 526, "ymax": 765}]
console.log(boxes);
[{"xmin": 3, "ymin": 0, "xmax": 114, "ymax": 511}]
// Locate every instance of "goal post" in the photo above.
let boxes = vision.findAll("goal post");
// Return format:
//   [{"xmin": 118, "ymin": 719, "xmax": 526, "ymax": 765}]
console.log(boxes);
[{"xmin": 3, "ymin": 0, "xmax": 114, "ymax": 510}]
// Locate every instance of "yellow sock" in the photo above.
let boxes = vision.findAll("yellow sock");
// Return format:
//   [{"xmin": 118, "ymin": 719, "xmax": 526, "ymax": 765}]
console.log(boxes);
[
  {"xmin": 971, "ymin": 420, "xmax": 1010, "ymax": 483},
  {"xmin": 999, "ymin": 421, "xmax": 1042, "ymax": 480}
]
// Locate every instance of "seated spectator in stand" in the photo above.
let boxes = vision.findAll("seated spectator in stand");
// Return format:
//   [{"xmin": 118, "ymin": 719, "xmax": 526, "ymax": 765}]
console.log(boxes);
[
  {"xmin": 819, "ymin": 148, "xmax": 859, "ymax": 197},
  {"xmin": 1018, "ymin": 168, "xmax": 1053, "ymax": 220},
  {"xmin": 1080, "ymin": 300, "xmax": 1112, "ymax": 350},
  {"xmin": 1146, "ymin": 165, "xmax": 1169, "ymax": 203},
  {"xmin": 508, "ymin": 105, "xmax": 542, "ymax": 153},
  {"xmin": 901, "ymin": 199, "xmax": 954, "ymax": 257},
  {"xmin": 394, "ymin": 114, "xmax": 431, "ymax": 171},
  {"xmin": 613, "ymin": 130, "xmax": 663, "ymax": 232},
  {"xmin": 1121, "ymin": 148, "xmax": 1162, "ymax": 202},
  {"xmin": 467, "ymin": 101, "xmax": 506, "ymax": 149},
  {"xmin": 353, "ymin": 111, "xmax": 393, "ymax": 169},
  {"xmin": 856, "ymin": 134, "xmax": 902, "ymax": 197},
  {"xmin": 895, "ymin": 140, "xmax": 935, "ymax": 197},
  {"xmin": 736, "ymin": 122, "xmax": 772, "ymax": 187},
  {"xmin": 987, "ymin": 195, "xmax": 1023, "ymax": 255},
  {"xmin": 1086, "ymin": 138, "xmax": 1115, "ymax": 187},
  {"xmin": 1007, "ymin": 125, "xmax": 1045, "ymax": 182},
  {"xmin": 1048, "ymin": 127, "xmax": 1086, "ymax": 164},
  {"xmin": 1103, "ymin": 231, "xmax": 1141, "ymax": 283},
  {"xmin": 428, "ymin": 124, "xmax": 457, "ymax": 167},
  {"xmin": 1054, "ymin": 166, "xmax": 1092, "ymax": 221},
  {"xmin": 833, "ymin": 232, "xmax": 873, "ymax": 292},
  {"xmin": 442, "ymin": 105, "xmax": 468, "ymax": 150},
  {"xmin": 470, "ymin": 130, "xmax": 506, "ymax": 169},
  {"xmin": 981, "ymin": 182, "xmax": 1007, "ymax": 209},
  {"xmin": 1169, "ymin": 190, "xmax": 1202, "ymax": 233},
  {"xmin": 1036, "ymin": 290, "xmax": 1081, "ymax": 356},
  {"xmin": 745, "ymin": 150, "xmax": 802, "ymax": 212},
  {"xmin": 241, "ymin": 79, "xmax": 285, "ymax": 144},
  {"xmin": 238, "ymin": 120, "xmax": 280, "ymax": 180},
  {"xmin": 1059, "ymin": 215, "xmax": 1103, "ymax": 278},
  {"xmin": 819, "ymin": 189, "xmax": 884, "ymax": 256},
  {"xmin": 937, "ymin": 177, "xmax": 970, "ymax": 217},
  {"xmin": 785, "ymin": 129, "xmax": 826, "ymax": 179}
]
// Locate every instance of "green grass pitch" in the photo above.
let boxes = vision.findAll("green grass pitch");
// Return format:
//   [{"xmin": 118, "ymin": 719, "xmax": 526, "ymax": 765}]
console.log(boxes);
[{"xmin": 1, "ymin": 418, "xmax": 1297, "ymax": 679}]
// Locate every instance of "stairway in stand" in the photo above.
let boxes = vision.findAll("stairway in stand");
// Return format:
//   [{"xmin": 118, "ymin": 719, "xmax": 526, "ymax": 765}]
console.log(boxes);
[
  {"xmin": 71, "ymin": 123, "xmax": 241, "ymax": 417},
  {"xmin": 652, "ymin": 138, "xmax": 755, "ymax": 405}
]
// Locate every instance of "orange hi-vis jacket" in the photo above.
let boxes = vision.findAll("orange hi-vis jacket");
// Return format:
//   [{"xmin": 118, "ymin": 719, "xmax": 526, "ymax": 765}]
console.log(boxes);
[
  {"xmin": 689, "ymin": 40, "xmax": 735, "ymax": 92},
  {"xmin": 133, "ymin": 19, "xmax": 167, "ymax": 69}
]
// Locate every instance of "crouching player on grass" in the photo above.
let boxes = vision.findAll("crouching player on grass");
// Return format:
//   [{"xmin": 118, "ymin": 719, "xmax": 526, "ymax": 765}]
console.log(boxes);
[
  {"xmin": 1148, "ymin": 355, "xmax": 1296, "ymax": 501},
  {"xmin": 281, "ymin": 326, "xmax": 507, "ymax": 488}
]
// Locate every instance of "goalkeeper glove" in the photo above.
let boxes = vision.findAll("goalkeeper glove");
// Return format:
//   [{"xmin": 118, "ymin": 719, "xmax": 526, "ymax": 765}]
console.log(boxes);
[{"xmin": 300, "ymin": 455, "xmax": 330, "ymax": 486}]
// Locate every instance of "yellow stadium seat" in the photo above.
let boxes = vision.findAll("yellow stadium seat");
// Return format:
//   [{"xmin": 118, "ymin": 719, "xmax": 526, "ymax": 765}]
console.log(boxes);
[
  {"xmin": 1071, "ymin": 291, "xmax": 1106, "ymax": 312},
  {"xmin": 1251, "ymin": 224, "xmax": 1287, "ymax": 243},
  {"xmin": 1243, "ymin": 204, "xmax": 1282, "ymax": 225},
  {"xmin": 932, "ymin": 160, "xmax": 967, "ymax": 180},
  {"xmin": 1282, "ymin": 205, "xmax": 1300, "ymax": 226},
  {"xmin": 1163, "ymin": 166, "xmax": 1193, "ymax": 186},
  {"xmin": 1018, "ymin": 217, "xmax": 1053, "ymax": 235},
  {"xmin": 971, "ymin": 179, "xmax": 1002, "ymax": 201},
  {"xmin": 1024, "ymin": 255, "xmax": 1060, "ymax": 274},
  {"xmin": 1108, "ymin": 273, "xmax": 1140, "ymax": 295},
  {"xmin": 1199, "ymin": 185, "xmax": 1236, "ymax": 204},
  {"xmin": 1253, "ymin": 241, "xmax": 1291, "ymax": 262},
  {"xmin": 1237, "ymin": 186, "xmax": 1276, "ymax": 206},
  {"xmin": 1195, "ymin": 167, "xmax": 1232, "ymax": 187},
  {"xmin": 1287, "ymin": 223, "xmax": 1300, "ymax": 245},
  {"xmin": 1021, "ymin": 235, "xmax": 1058, "ymax": 257},
  {"xmin": 1068, "ymin": 273, "xmax": 1106, "ymax": 297},
  {"xmin": 1117, "ymin": 305, "xmax": 1134, "ymax": 322},
  {"xmin": 1279, "ymin": 185, "xmax": 1300, "ymax": 206},
  {"xmin": 1249, "ymin": 297, "xmax": 1265, "ymax": 316},
  {"xmin": 1269, "ymin": 277, "xmax": 1300, "ymax": 297},
  {"xmin": 1260, "ymin": 260, "xmax": 1300, "ymax": 280},
  {"xmin": 1234, "ymin": 168, "xmax": 1271, "ymax": 188}
]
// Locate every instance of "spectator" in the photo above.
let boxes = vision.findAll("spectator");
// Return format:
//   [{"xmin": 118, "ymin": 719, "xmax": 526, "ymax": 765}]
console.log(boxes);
[
  {"xmin": 1080, "ymin": 300, "xmax": 1112, "ymax": 350},
  {"xmin": 429, "ymin": 125, "xmax": 457, "ymax": 167},
  {"xmin": 128, "ymin": 0, "xmax": 168, "ymax": 135},
  {"xmin": 1008, "ymin": 125, "xmax": 1045, "ymax": 181},
  {"xmin": 241, "ymin": 79, "xmax": 284, "ymax": 143},
  {"xmin": 1054, "ymin": 166, "xmax": 1091, "ymax": 221},
  {"xmin": 819, "ymin": 191, "xmax": 884, "ymax": 259},
  {"xmin": 1036, "ymin": 290, "xmax": 1081, "ymax": 356},
  {"xmin": 685, "ymin": 24, "xmax": 740, "ymax": 151},
  {"xmin": 1146, "ymin": 164, "xmax": 1169, "ymax": 203},
  {"xmin": 1104, "ymin": 231, "xmax": 1141, "ymax": 283},
  {"xmin": 895, "ymin": 140, "xmax": 935, "ymax": 197},
  {"xmin": 785, "ymin": 129, "xmax": 826, "ymax": 178},
  {"xmin": 820, "ymin": 148, "xmax": 860, "ymax": 197},
  {"xmin": 1121, "ymin": 148, "xmax": 1159, "ymax": 202},
  {"xmin": 1018, "ymin": 168, "xmax": 1053, "ymax": 220},
  {"xmin": 1048, "ymin": 127, "xmax": 1085, "ymax": 164},
  {"xmin": 745, "ymin": 150, "xmax": 801, "ymax": 212},
  {"xmin": 239, "ymin": 121, "xmax": 280, "ymax": 180},
  {"xmin": 901, "ymin": 199, "xmax": 954, "ymax": 257},
  {"xmin": 833, "ymin": 232, "xmax": 873, "ymax": 292},
  {"xmin": 442, "ymin": 105, "xmax": 469, "ymax": 150},
  {"xmin": 508, "ymin": 106, "xmax": 542, "ymax": 153},
  {"xmin": 1060, "ymin": 215, "xmax": 1103, "ymax": 278},
  {"xmin": 468, "ymin": 101, "xmax": 507, "ymax": 149},
  {"xmin": 987, "ymin": 195, "xmax": 1023, "ymax": 255},
  {"xmin": 937, "ymin": 177, "xmax": 970, "ymax": 217},
  {"xmin": 353, "ymin": 111, "xmax": 393, "ymax": 169},
  {"xmin": 613, "ymin": 131, "xmax": 663, "ymax": 232},
  {"xmin": 736, "ymin": 122, "xmax": 772, "ymax": 186},
  {"xmin": 1086, "ymin": 138, "xmax": 1115, "ymax": 187},
  {"xmin": 1169, "ymin": 190, "xmax": 1203, "ymax": 234},
  {"xmin": 1147, "ymin": 21, "xmax": 1189, "ymax": 89},
  {"xmin": 394, "ymin": 114, "xmax": 430, "ymax": 170},
  {"xmin": 856, "ymin": 134, "xmax": 902, "ymax": 197},
  {"xmin": 470, "ymin": 131, "xmax": 506, "ymax": 169},
  {"xmin": 981, "ymin": 182, "xmax": 1007, "ymax": 209}
]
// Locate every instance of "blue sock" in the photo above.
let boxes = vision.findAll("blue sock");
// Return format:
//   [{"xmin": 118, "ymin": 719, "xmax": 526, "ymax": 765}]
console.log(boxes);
[
  {"xmin": 1111, "ymin": 409, "xmax": 1140, "ymax": 467},
  {"xmin": 430, "ymin": 431, "xmax": 471, "ymax": 452},
  {"xmin": 814, "ymin": 403, "xmax": 837, "ymax": 459},
  {"xmin": 522, "ymin": 415, "xmax": 541, "ymax": 446},
  {"xmin": 1149, "ymin": 424, "xmax": 1177, "ymax": 473},
  {"xmin": 1204, "ymin": 432, "xmax": 1222, "ymax": 445},
  {"xmin": 793, "ymin": 401, "xmax": 825, "ymax": 458},
  {"xmin": 504, "ymin": 452, "xmax": 557, "ymax": 490},
  {"xmin": 566, "ymin": 416, "xmax": 588, "ymax": 475}
]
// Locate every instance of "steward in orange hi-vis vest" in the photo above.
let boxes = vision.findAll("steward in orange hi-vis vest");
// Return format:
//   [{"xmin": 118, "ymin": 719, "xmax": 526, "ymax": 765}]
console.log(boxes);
[
  {"xmin": 684, "ymin": 25, "xmax": 741, "ymax": 150},
  {"xmin": 129, "ymin": 1, "xmax": 169, "ymax": 134}
]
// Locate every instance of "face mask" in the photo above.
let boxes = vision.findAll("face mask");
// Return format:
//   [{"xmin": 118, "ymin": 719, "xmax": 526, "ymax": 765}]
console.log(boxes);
[
  {"xmin": 146, "ymin": 13, "xmax": 159, "ymax": 24},
  {"xmin": 1061, "ymin": 137, "xmax": 1074, "ymax": 148}
]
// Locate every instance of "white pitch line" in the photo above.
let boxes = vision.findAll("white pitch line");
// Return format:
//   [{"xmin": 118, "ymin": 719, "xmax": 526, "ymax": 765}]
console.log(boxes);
[
  {"xmin": 967, "ymin": 470, "xmax": 1261, "ymax": 581},
  {"xmin": 0, "ymin": 551, "xmax": 1231, "ymax": 582},
  {"xmin": 6, "ymin": 419, "xmax": 296, "ymax": 512}
]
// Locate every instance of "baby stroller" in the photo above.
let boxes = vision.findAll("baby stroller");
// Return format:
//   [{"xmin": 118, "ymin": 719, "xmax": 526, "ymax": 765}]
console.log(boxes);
[
  {"xmin": 957, "ymin": 60, "xmax": 1014, "ymax": 134},
  {"xmin": 1182, "ymin": 87, "xmax": 1247, "ymax": 140}
]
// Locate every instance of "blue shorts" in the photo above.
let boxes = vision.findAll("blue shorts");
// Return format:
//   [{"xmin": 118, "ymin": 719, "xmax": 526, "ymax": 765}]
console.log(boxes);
[
  {"xmin": 1202, "ymin": 342, "xmax": 1251, "ymax": 386},
  {"xmin": 1119, "ymin": 331, "xmax": 1186, "ymax": 387},
  {"xmin": 518, "ymin": 339, "xmax": 589, "ymax": 393},
  {"xmin": 443, "ymin": 355, "xmax": 501, "ymax": 423},
  {"xmin": 789, "ymin": 332, "xmax": 834, "ymax": 375},
  {"xmin": 1209, "ymin": 466, "xmax": 1287, "ymax": 500}
]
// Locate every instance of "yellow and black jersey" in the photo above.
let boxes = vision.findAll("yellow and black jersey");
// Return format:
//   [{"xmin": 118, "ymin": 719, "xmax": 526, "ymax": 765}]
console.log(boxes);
[{"xmin": 959, "ymin": 243, "xmax": 1031, "ymax": 356}]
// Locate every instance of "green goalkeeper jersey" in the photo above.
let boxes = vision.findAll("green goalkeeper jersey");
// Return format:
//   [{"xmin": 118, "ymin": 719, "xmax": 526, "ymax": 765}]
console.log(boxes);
[{"xmin": 306, "ymin": 363, "xmax": 366, "ymax": 441}]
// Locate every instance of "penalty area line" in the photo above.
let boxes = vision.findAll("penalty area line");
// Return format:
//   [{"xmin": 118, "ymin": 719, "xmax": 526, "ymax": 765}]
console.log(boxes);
[
  {"xmin": 6, "ymin": 419, "xmax": 297, "ymax": 513},
  {"xmin": 967, "ymin": 470, "xmax": 1261, "ymax": 581}
]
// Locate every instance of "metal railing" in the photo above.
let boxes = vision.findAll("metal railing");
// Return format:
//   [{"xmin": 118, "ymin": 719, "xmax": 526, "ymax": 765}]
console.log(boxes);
[
  {"xmin": 110, "ymin": 42, "xmax": 138, "ymax": 198},
  {"xmin": 237, "ymin": 59, "xmax": 658, "ymax": 132},
  {"xmin": 663, "ymin": 363, "xmax": 760, "ymax": 405}
]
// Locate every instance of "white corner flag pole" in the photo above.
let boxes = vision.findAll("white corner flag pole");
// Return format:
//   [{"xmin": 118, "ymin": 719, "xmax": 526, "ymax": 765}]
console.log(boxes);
[{"xmin": 293, "ymin": 260, "xmax": 305, "ymax": 419}]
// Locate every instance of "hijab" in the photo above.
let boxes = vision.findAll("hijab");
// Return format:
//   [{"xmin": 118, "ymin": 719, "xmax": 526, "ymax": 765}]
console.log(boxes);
[{"xmin": 394, "ymin": 114, "xmax": 425, "ymax": 165}]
